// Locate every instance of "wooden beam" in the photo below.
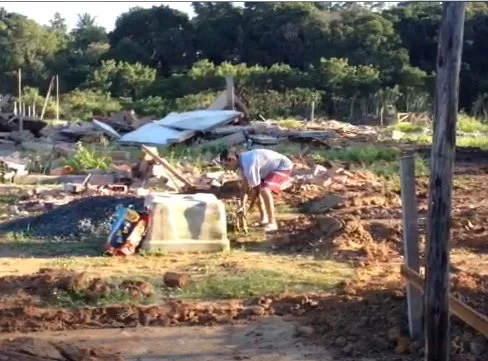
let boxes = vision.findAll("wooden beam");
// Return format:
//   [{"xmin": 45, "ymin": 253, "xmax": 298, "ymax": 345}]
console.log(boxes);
[
  {"xmin": 400, "ymin": 154, "xmax": 423, "ymax": 339},
  {"xmin": 425, "ymin": 3, "xmax": 466, "ymax": 361},
  {"xmin": 401, "ymin": 266, "xmax": 488, "ymax": 338},
  {"xmin": 141, "ymin": 145, "xmax": 194, "ymax": 189}
]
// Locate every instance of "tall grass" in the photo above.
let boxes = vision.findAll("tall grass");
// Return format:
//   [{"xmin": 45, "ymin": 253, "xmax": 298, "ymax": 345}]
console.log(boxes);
[{"xmin": 457, "ymin": 114, "xmax": 488, "ymax": 133}]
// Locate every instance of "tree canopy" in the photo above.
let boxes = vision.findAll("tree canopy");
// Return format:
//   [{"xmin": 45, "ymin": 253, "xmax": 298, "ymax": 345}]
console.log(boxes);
[{"xmin": 0, "ymin": 2, "xmax": 487, "ymax": 121}]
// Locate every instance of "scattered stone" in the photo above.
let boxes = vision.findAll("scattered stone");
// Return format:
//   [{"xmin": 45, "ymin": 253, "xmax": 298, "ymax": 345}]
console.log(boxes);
[
  {"xmin": 387, "ymin": 326, "xmax": 402, "ymax": 342},
  {"xmin": 408, "ymin": 340, "xmax": 422, "ymax": 354},
  {"xmin": 342, "ymin": 343, "xmax": 354, "ymax": 355},
  {"xmin": 394, "ymin": 337, "xmax": 410, "ymax": 354},
  {"xmin": 295, "ymin": 325, "xmax": 314, "ymax": 337},
  {"xmin": 316, "ymin": 215, "xmax": 343, "ymax": 236},
  {"xmin": 469, "ymin": 337, "xmax": 487, "ymax": 356},
  {"xmin": 335, "ymin": 336, "xmax": 347, "ymax": 347},
  {"xmin": 163, "ymin": 272, "xmax": 191, "ymax": 288},
  {"xmin": 242, "ymin": 305, "xmax": 266, "ymax": 317}
]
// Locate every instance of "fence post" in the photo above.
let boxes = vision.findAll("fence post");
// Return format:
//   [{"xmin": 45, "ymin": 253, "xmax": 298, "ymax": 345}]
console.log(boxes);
[
  {"xmin": 400, "ymin": 153, "xmax": 423, "ymax": 339},
  {"xmin": 425, "ymin": 3, "xmax": 465, "ymax": 360}
]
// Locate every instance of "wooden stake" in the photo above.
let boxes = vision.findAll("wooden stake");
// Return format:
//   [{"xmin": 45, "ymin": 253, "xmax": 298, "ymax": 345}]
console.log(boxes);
[
  {"xmin": 225, "ymin": 76, "xmax": 234, "ymax": 110},
  {"xmin": 18, "ymin": 69, "xmax": 23, "ymax": 131},
  {"xmin": 400, "ymin": 154, "xmax": 423, "ymax": 339},
  {"xmin": 41, "ymin": 76, "xmax": 55, "ymax": 121},
  {"xmin": 425, "ymin": 3, "xmax": 465, "ymax": 361},
  {"xmin": 55, "ymin": 74, "xmax": 60, "ymax": 121},
  {"xmin": 310, "ymin": 100, "xmax": 315, "ymax": 122}
]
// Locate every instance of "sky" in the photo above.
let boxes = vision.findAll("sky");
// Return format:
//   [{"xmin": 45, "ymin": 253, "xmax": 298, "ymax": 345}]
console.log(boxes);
[{"xmin": 0, "ymin": 1, "xmax": 196, "ymax": 31}]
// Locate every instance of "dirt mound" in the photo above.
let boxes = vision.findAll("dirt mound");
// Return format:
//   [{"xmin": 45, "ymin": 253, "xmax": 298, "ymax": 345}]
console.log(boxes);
[
  {"xmin": 452, "ymin": 272, "xmax": 488, "ymax": 316},
  {"xmin": 0, "ymin": 196, "xmax": 143, "ymax": 239},
  {"xmin": 1, "ymin": 337, "xmax": 125, "ymax": 360},
  {"xmin": 270, "ymin": 215, "xmax": 399, "ymax": 262},
  {"xmin": 0, "ymin": 269, "xmax": 154, "ymax": 308}
]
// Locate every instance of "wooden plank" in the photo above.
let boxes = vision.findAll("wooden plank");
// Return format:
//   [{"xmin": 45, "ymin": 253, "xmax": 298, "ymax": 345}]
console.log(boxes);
[
  {"xmin": 425, "ymin": 3, "xmax": 466, "ymax": 361},
  {"xmin": 401, "ymin": 266, "xmax": 488, "ymax": 338},
  {"xmin": 400, "ymin": 154, "xmax": 423, "ymax": 339},
  {"xmin": 141, "ymin": 145, "xmax": 194, "ymax": 188}
]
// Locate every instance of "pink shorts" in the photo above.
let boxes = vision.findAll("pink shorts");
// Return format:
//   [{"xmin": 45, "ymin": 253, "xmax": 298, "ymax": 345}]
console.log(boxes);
[{"xmin": 261, "ymin": 170, "xmax": 293, "ymax": 193}]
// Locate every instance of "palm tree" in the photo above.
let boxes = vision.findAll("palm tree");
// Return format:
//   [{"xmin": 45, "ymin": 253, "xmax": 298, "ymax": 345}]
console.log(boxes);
[{"xmin": 76, "ymin": 13, "xmax": 97, "ymax": 29}]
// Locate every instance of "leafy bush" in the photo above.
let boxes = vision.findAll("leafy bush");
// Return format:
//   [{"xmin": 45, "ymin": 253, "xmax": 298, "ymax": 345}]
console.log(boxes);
[
  {"xmin": 64, "ymin": 142, "xmax": 112, "ymax": 172},
  {"xmin": 242, "ymin": 88, "xmax": 322, "ymax": 119},
  {"xmin": 61, "ymin": 90, "xmax": 122, "ymax": 121}
]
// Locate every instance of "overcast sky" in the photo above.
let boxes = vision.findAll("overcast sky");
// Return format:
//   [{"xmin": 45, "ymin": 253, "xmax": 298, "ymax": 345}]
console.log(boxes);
[{"xmin": 0, "ymin": 1, "xmax": 196, "ymax": 31}]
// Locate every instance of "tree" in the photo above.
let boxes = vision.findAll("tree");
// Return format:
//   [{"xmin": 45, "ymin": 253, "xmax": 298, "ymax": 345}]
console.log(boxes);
[
  {"xmin": 49, "ymin": 12, "xmax": 67, "ymax": 33},
  {"xmin": 109, "ymin": 5, "xmax": 196, "ymax": 74},
  {"xmin": 72, "ymin": 13, "xmax": 107, "ymax": 50},
  {"xmin": 87, "ymin": 60, "xmax": 157, "ymax": 98},
  {"xmin": 242, "ymin": 2, "xmax": 330, "ymax": 69},
  {"xmin": 0, "ymin": 8, "xmax": 63, "ymax": 93},
  {"xmin": 192, "ymin": 2, "xmax": 243, "ymax": 64}
]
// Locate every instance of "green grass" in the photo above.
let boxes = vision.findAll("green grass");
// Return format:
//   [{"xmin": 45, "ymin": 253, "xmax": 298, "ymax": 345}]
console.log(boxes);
[
  {"xmin": 457, "ymin": 114, "xmax": 488, "ymax": 133},
  {"xmin": 316, "ymin": 146, "xmax": 400, "ymax": 164},
  {"xmin": 50, "ymin": 288, "xmax": 139, "ymax": 309},
  {"xmin": 391, "ymin": 122, "xmax": 425, "ymax": 133},
  {"xmin": 278, "ymin": 118, "xmax": 305, "ymax": 129},
  {"xmin": 0, "ymin": 235, "xmax": 104, "ymax": 257},
  {"xmin": 178, "ymin": 262, "xmax": 354, "ymax": 300},
  {"xmin": 369, "ymin": 157, "xmax": 429, "ymax": 179},
  {"xmin": 400, "ymin": 133, "xmax": 488, "ymax": 150}
]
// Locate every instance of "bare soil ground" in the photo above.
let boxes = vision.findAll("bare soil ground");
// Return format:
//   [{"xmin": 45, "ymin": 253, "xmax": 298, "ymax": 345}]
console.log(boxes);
[{"xmin": 0, "ymin": 143, "xmax": 486, "ymax": 360}]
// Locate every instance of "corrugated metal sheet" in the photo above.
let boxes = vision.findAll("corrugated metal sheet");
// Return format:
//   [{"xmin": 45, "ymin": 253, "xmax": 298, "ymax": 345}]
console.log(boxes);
[
  {"xmin": 154, "ymin": 110, "xmax": 242, "ymax": 132},
  {"xmin": 119, "ymin": 123, "xmax": 195, "ymax": 147}
]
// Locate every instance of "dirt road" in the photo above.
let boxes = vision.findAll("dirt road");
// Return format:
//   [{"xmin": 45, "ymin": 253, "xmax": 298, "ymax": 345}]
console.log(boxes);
[{"xmin": 0, "ymin": 317, "xmax": 332, "ymax": 361}]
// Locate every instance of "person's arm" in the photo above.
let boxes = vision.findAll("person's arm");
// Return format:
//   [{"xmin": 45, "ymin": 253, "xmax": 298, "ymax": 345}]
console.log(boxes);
[{"xmin": 239, "ymin": 155, "xmax": 261, "ymax": 214}]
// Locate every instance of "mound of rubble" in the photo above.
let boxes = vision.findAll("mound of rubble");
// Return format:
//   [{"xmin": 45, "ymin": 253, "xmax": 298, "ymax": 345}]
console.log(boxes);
[{"xmin": 0, "ymin": 195, "xmax": 143, "ymax": 239}]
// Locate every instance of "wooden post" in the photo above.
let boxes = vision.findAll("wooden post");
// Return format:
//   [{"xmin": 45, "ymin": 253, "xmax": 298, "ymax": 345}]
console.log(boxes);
[
  {"xmin": 310, "ymin": 101, "xmax": 315, "ymax": 122},
  {"xmin": 400, "ymin": 154, "xmax": 423, "ymax": 339},
  {"xmin": 225, "ymin": 76, "xmax": 234, "ymax": 110},
  {"xmin": 55, "ymin": 74, "xmax": 60, "ymax": 121},
  {"xmin": 425, "ymin": 3, "xmax": 465, "ymax": 361},
  {"xmin": 41, "ymin": 76, "xmax": 55, "ymax": 121},
  {"xmin": 18, "ymin": 69, "xmax": 23, "ymax": 131}
]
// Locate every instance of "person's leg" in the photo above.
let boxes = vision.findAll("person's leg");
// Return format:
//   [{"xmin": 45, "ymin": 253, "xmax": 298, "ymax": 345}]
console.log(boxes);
[
  {"xmin": 257, "ymin": 192, "xmax": 269, "ymax": 225},
  {"xmin": 260, "ymin": 187, "xmax": 278, "ymax": 231}
]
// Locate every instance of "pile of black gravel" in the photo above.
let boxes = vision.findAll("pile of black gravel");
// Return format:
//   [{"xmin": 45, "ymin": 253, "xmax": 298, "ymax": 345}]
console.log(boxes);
[{"xmin": 0, "ymin": 196, "xmax": 144, "ymax": 240}]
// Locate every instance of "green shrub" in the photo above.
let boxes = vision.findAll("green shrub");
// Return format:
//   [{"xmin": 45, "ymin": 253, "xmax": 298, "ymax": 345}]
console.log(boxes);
[
  {"xmin": 457, "ymin": 114, "xmax": 488, "ymax": 133},
  {"xmin": 64, "ymin": 142, "xmax": 112, "ymax": 172},
  {"xmin": 61, "ymin": 90, "xmax": 122, "ymax": 121}
]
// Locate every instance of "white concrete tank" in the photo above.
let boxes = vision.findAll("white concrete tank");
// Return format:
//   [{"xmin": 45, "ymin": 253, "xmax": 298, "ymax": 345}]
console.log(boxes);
[{"xmin": 142, "ymin": 192, "xmax": 229, "ymax": 253}]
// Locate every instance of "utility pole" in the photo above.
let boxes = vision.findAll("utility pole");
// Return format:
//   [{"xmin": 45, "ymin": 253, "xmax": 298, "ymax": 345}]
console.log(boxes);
[{"xmin": 425, "ymin": 2, "xmax": 465, "ymax": 361}]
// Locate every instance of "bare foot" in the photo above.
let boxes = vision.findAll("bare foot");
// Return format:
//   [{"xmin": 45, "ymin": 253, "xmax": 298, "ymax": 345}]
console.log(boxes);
[{"xmin": 264, "ymin": 223, "xmax": 278, "ymax": 232}]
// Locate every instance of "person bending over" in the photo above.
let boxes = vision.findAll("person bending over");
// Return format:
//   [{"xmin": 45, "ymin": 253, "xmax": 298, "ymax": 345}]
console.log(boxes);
[{"xmin": 220, "ymin": 148, "xmax": 294, "ymax": 232}]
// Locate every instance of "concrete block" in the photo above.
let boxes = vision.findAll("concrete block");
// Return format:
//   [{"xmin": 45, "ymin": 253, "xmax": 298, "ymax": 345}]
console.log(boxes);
[{"xmin": 142, "ymin": 192, "xmax": 229, "ymax": 253}]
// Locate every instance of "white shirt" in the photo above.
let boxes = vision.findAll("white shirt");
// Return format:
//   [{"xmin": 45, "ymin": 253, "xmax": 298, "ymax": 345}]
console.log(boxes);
[{"xmin": 239, "ymin": 149, "xmax": 293, "ymax": 188}]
